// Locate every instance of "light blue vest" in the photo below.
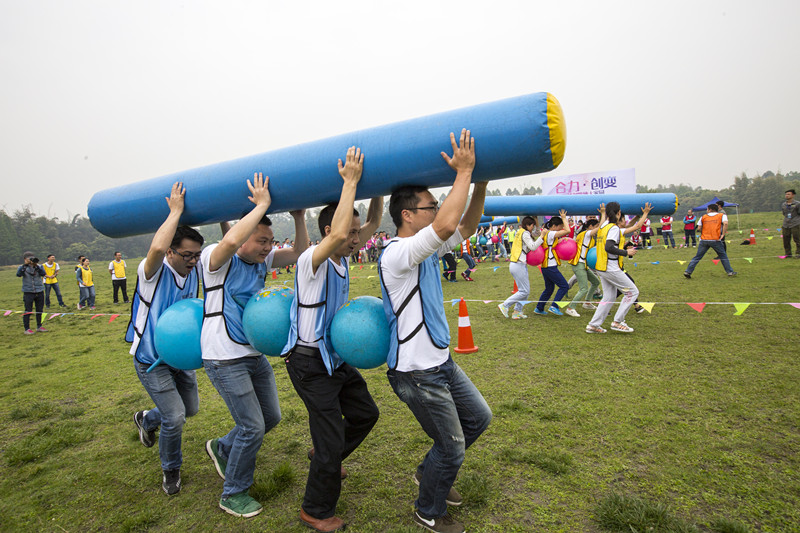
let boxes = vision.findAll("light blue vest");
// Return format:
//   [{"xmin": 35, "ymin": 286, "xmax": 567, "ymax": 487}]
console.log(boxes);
[
  {"xmin": 378, "ymin": 241, "xmax": 450, "ymax": 370},
  {"xmin": 126, "ymin": 263, "xmax": 199, "ymax": 365},
  {"xmin": 283, "ymin": 257, "xmax": 349, "ymax": 375},
  {"xmin": 203, "ymin": 255, "xmax": 268, "ymax": 346}
]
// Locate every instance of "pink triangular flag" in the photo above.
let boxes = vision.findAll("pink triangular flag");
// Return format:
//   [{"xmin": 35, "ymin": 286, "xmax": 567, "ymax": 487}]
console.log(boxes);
[
  {"xmin": 788, "ymin": 303, "xmax": 800, "ymax": 310},
  {"xmin": 49, "ymin": 313, "xmax": 61, "ymax": 320},
  {"xmin": 108, "ymin": 314, "xmax": 121, "ymax": 323},
  {"xmin": 3, "ymin": 310, "xmax": 12, "ymax": 316},
  {"xmin": 90, "ymin": 314, "xmax": 102, "ymax": 320},
  {"xmin": 712, "ymin": 259, "xmax": 719, "ymax": 265},
  {"xmin": 482, "ymin": 300, "xmax": 492, "ymax": 304},
  {"xmin": 687, "ymin": 303, "xmax": 706, "ymax": 313}
]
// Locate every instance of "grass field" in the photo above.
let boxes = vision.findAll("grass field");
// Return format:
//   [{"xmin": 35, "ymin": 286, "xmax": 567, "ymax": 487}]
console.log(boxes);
[{"xmin": 1, "ymin": 213, "xmax": 798, "ymax": 532}]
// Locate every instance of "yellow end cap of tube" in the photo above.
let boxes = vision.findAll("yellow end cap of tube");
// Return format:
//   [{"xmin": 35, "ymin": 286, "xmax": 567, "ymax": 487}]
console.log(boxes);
[{"xmin": 546, "ymin": 93, "xmax": 566, "ymax": 168}]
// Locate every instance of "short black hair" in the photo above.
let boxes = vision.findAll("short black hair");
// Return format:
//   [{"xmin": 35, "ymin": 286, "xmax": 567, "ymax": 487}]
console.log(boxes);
[
  {"xmin": 787, "ymin": 189, "xmax": 797, "ymax": 195},
  {"xmin": 716, "ymin": 200, "xmax": 725, "ymax": 207},
  {"xmin": 257, "ymin": 215, "xmax": 272, "ymax": 227},
  {"xmin": 318, "ymin": 203, "xmax": 359, "ymax": 236},
  {"xmin": 546, "ymin": 216, "xmax": 563, "ymax": 228},
  {"xmin": 170, "ymin": 225, "xmax": 204, "ymax": 249},
  {"xmin": 77, "ymin": 255, "xmax": 85, "ymax": 261},
  {"xmin": 521, "ymin": 216, "xmax": 537, "ymax": 230},
  {"xmin": 708, "ymin": 203, "xmax": 719, "ymax": 212},
  {"xmin": 47, "ymin": 254, "xmax": 55, "ymax": 259},
  {"xmin": 389, "ymin": 185, "xmax": 429, "ymax": 228}
]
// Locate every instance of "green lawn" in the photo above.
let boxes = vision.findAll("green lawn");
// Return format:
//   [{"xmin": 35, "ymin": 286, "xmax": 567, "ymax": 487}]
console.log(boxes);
[{"xmin": 0, "ymin": 212, "xmax": 798, "ymax": 532}]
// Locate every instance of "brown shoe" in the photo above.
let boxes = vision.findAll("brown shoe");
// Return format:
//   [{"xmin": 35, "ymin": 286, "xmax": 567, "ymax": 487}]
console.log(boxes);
[
  {"xmin": 307, "ymin": 448, "xmax": 348, "ymax": 479},
  {"xmin": 300, "ymin": 509, "xmax": 346, "ymax": 532}
]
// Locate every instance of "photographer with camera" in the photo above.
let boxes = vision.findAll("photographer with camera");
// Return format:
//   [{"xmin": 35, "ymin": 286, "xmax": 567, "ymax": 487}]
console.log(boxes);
[{"xmin": 16, "ymin": 252, "xmax": 48, "ymax": 334}]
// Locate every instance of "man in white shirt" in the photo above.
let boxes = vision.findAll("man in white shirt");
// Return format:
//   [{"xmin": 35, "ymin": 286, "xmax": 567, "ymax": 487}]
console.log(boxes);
[
  {"xmin": 109, "ymin": 252, "xmax": 130, "ymax": 304},
  {"xmin": 379, "ymin": 130, "xmax": 491, "ymax": 533},
  {"xmin": 201, "ymin": 173, "xmax": 308, "ymax": 518},
  {"xmin": 283, "ymin": 146, "xmax": 383, "ymax": 532}
]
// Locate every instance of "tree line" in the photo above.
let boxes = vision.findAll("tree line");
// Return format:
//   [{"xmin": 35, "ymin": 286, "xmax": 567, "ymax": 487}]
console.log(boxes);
[{"xmin": 2, "ymin": 170, "xmax": 797, "ymax": 266}]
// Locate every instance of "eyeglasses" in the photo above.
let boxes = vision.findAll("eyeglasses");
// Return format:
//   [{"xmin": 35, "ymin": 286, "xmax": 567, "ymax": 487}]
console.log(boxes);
[
  {"xmin": 171, "ymin": 249, "xmax": 202, "ymax": 261},
  {"xmin": 409, "ymin": 204, "xmax": 439, "ymax": 213}
]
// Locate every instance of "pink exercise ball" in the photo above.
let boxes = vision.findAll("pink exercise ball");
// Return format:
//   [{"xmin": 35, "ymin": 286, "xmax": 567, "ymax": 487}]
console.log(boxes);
[
  {"xmin": 491, "ymin": 235, "xmax": 500, "ymax": 244},
  {"xmin": 526, "ymin": 247, "xmax": 544, "ymax": 266},
  {"xmin": 554, "ymin": 238, "xmax": 578, "ymax": 262}
]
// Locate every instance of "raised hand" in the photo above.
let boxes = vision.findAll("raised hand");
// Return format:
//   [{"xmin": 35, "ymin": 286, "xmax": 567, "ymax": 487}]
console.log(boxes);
[
  {"xmin": 441, "ymin": 129, "xmax": 476, "ymax": 173},
  {"xmin": 641, "ymin": 202, "xmax": 653, "ymax": 215},
  {"xmin": 165, "ymin": 181, "xmax": 186, "ymax": 213},
  {"xmin": 248, "ymin": 172, "xmax": 271, "ymax": 208},
  {"xmin": 337, "ymin": 146, "xmax": 364, "ymax": 186}
]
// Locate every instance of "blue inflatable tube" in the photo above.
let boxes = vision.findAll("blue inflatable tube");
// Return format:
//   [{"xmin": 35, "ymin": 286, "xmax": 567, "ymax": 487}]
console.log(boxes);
[
  {"xmin": 478, "ymin": 216, "xmax": 520, "ymax": 228},
  {"xmin": 482, "ymin": 193, "xmax": 678, "ymax": 217},
  {"xmin": 89, "ymin": 93, "xmax": 566, "ymax": 237}
]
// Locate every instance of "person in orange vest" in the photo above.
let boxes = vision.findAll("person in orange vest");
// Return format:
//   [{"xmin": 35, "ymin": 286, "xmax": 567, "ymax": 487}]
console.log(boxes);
[{"xmin": 683, "ymin": 203, "xmax": 737, "ymax": 279}]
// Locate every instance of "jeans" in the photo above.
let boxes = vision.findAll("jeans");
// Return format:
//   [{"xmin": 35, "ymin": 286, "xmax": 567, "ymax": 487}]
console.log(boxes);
[
  {"xmin": 23, "ymin": 292, "xmax": 44, "ymax": 330},
  {"xmin": 387, "ymin": 356, "xmax": 492, "ymax": 519},
  {"xmin": 685, "ymin": 240, "xmax": 733, "ymax": 274},
  {"xmin": 641, "ymin": 233, "xmax": 651, "ymax": 247},
  {"xmin": 662, "ymin": 230, "xmax": 676, "ymax": 247},
  {"xmin": 79, "ymin": 286, "xmax": 96, "ymax": 307},
  {"xmin": 112, "ymin": 279, "xmax": 129, "ymax": 303},
  {"xmin": 44, "ymin": 283, "xmax": 64, "ymax": 307},
  {"xmin": 568, "ymin": 264, "xmax": 600, "ymax": 310},
  {"xmin": 684, "ymin": 229, "xmax": 696, "ymax": 247},
  {"xmin": 285, "ymin": 347, "xmax": 379, "ymax": 519},
  {"xmin": 536, "ymin": 266, "xmax": 569, "ymax": 312},
  {"xmin": 204, "ymin": 355, "xmax": 282, "ymax": 498},
  {"xmin": 135, "ymin": 361, "xmax": 199, "ymax": 471},
  {"xmin": 460, "ymin": 253, "xmax": 475, "ymax": 277}
]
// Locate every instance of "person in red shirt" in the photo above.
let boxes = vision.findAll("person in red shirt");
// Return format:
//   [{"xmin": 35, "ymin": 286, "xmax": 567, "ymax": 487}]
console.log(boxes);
[{"xmin": 660, "ymin": 215, "xmax": 676, "ymax": 248}]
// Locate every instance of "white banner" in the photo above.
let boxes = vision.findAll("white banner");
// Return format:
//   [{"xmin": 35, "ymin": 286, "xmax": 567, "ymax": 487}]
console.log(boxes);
[{"xmin": 541, "ymin": 168, "xmax": 636, "ymax": 195}]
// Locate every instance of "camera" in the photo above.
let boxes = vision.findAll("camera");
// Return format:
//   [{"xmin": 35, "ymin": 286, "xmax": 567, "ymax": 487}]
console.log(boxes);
[{"xmin": 30, "ymin": 257, "xmax": 39, "ymax": 264}]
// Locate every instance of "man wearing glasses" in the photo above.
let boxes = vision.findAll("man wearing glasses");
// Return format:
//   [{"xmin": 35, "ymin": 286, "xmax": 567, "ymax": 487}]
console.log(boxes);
[
  {"xmin": 129, "ymin": 182, "xmax": 205, "ymax": 496},
  {"xmin": 379, "ymin": 130, "xmax": 492, "ymax": 533}
]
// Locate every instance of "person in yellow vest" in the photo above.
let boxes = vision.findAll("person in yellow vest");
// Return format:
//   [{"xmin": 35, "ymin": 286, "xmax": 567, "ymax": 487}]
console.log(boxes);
[
  {"xmin": 504, "ymin": 225, "xmax": 514, "ymax": 260},
  {"xmin": 109, "ymin": 252, "xmax": 130, "ymax": 304},
  {"xmin": 498, "ymin": 216, "xmax": 542, "ymax": 319},
  {"xmin": 564, "ymin": 212, "xmax": 604, "ymax": 318},
  {"xmin": 533, "ymin": 210, "xmax": 571, "ymax": 316},
  {"xmin": 43, "ymin": 254, "xmax": 67, "ymax": 308},
  {"xmin": 586, "ymin": 202, "xmax": 651, "ymax": 333},
  {"xmin": 76, "ymin": 257, "xmax": 96, "ymax": 310}
]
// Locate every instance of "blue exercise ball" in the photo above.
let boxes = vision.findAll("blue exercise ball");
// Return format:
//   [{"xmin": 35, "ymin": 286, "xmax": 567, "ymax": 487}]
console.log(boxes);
[
  {"xmin": 242, "ymin": 287, "xmax": 294, "ymax": 356},
  {"xmin": 586, "ymin": 247, "xmax": 598, "ymax": 270},
  {"xmin": 329, "ymin": 296, "xmax": 390, "ymax": 369},
  {"xmin": 153, "ymin": 298, "xmax": 204, "ymax": 371}
]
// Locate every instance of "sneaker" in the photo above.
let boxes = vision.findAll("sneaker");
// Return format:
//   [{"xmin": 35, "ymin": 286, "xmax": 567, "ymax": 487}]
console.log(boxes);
[
  {"xmin": 728, "ymin": 271, "xmax": 738, "ymax": 277},
  {"xmin": 413, "ymin": 472, "xmax": 462, "ymax": 506},
  {"xmin": 460, "ymin": 272, "xmax": 469, "ymax": 282},
  {"xmin": 37, "ymin": 327, "xmax": 49, "ymax": 332},
  {"xmin": 511, "ymin": 311, "xmax": 528, "ymax": 320},
  {"xmin": 134, "ymin": 410, "xmax": 156, "ymax": 448},
  {"xmin": 413, "ymin": 510, "xmax": 464, "ymax": 533},
  {"xmin": 582, "ymin": 302, "xmax": 597, "ymax": 310},
  {"xmin": 465, "ymin": 276, "xmax": 474, "ymax": 282},
  {"xmin": 564, "ymin": 307, "xmax": 580, "ymax": 318},
  {"xmin": 77, "ymin": 303, "xmax": 83, "ymax": 310},
  {"xmin": 532, "ymin": 308, "xmax": 547, "ymax": 316},
  {"xmin": 498, "ymin": 304, "xmax": 509, "ymax": 318},
  {"xmin": 683, "ymin": 271, "xmax": 691, "ymax": 279},
  {"xmin": 219, "ymin": 491, "xmax": 263, "ymax": 518},
  {"xmin": 548, "ymin": 305, "xmax": 564, "ymax": 316},
  {"xmin": 24, "ymin": 329, "xmax": 36, "ymax": 335},
  {"xmin": 59, "ymin": 303, "xmax": 67, "ymax": 308},
  {"xmin": 585, "ymin": 325, "xmax": 607, "ymax": 334},
  {"xmin": 206, "ymin": 439, "xmax": 227, "ymax": 480},
  {"xmin": 610, "ymin": 321, "xmax": 634, "ymax": 333},
  {"xmin": 90, "ymin": 306, "xmax": 96, "ymax": 310},
  {"xmin": 634, "ymin": 304, "xmax": 645, "ymax": 314},
  {"xmin": 162, "ymin": 469, "xmax": 181, "ymax": 495}
]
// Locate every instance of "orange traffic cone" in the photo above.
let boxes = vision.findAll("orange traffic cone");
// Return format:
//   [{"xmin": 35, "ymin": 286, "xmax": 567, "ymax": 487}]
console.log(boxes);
[
  {"xmin": 512, "ymin": 280, "xmax": 518, "ymax": 294},
  {"xmin": 749, "ymin": 228, "xmax": 756, "ymax": 245},
  {"xmin": 453, "ymin": 298, "xmax": 478, "ymax": 354},
  {"xmin": 271, "ymin": 270, "xmax": 278, "ymax": 280}
]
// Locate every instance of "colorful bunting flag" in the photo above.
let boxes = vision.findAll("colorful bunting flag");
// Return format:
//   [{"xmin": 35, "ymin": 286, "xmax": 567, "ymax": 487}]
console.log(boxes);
[
  {"xmin": 712, "ymin": 259, "xmax": 719, "ymax": 265},
  {"xmin": 90, "ymin": 314, "xmax": 102, "ymax": 320},
  {"xmin": 555, "ymin": 301, "xmax": 569, "ymax": 308},
  {"xmin": 677, "ymin": 260, "xmax": 686, "ymax": 265},
  {"xmin": 687, "ymin": 303, "xmax": 706, "ymax": 313},
  {"xmin": 744, "ymin": 258, "xmax": 753, "ymax": 263},
  {"xmin": 638, "ymin": 302, "xmax": 655, "ymax": 313},
  {"xmin": 789, "ymin": 303, "xmax": 800, "ymax": 310},
  {"xmin": 3, "ymin": 310, "xmax": 12, "ymax": 316},
  {"xmin": 733, "ymin": 303, "xmax": 750, "ymax": 316},
  {"xmin": 109, "ymin": 314, "xmax": 121, "ymax": 323},
  {"xmin": 650, "ymin": 261, "xmax": 660, "ymax": 265}
]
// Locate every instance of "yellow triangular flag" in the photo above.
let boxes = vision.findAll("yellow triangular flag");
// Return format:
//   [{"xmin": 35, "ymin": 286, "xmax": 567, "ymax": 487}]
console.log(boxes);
[
  {"xmin": 677, "ymin": 260, "xmax": 686, "ymax": 265},
  {"xmin": 733, "ymin": 303, "xmax": 750, "ymax": 316},
  {"xmin": 664, "ymin": 245, "xmax": 668, "ymax": 249},
  {"xmin": 555, "ymin": 301, "xmax": 570, "ymax": 308},
  {"xmin": 638, "ymin": 302, "xmax": 655, "ymax": 313},
  {"xmin": 744, "ymin": 257, "xmax": 753, "ymax": 263},
  {"xmin": 41, "ymin": 313, "xmax": 48, "ymax": 321},
  {"xmin": 767, "ymin": 236, "xmax": 773, "ymax": 240},
  {"xmin": 370, "ymin": 264, "xmax": 376, "ymax": 269},
  {"xmin": 738, "ymin": 230, "xmax": 743, "ymax": 234}
]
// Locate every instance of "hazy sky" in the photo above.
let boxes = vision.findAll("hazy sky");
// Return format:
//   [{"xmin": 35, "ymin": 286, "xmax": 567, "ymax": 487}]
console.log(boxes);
[{"xmin": 2, "ymin": 0, "xmax": 798, "ymax": 220}]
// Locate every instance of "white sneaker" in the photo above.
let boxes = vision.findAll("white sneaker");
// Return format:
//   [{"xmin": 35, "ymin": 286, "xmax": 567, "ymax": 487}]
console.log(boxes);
[
  {"xmin": 582, "ymin": 302, "xmax": 597, "ymax": 310},
  {"xmin": 511, "ymin": 311, "xmax": 528, "ymax": 320},
  {"xmin": 564, "ymin": 308, "xmax": 580, "ymax": 318},
  {"xmin": 610, "ymin": 322, "xmax": 634, "ymax": 333},
  {"xmin": 498, "ymin": 304, "xmax": 509, "ymax": 318}
]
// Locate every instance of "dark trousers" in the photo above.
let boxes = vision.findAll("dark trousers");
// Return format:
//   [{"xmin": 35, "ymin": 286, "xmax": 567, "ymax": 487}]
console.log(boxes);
[
  {"xmin": 536, "ymin": 266, "xmax": 569, "ymax": 312},
  {"xmin": 23, "ymin": 292, "xmax": 44, "ymax": 330},
  {"xmin": 641, "ymin": 233, "xmax": 651, "ymax": 246},
  {"xmin": 112, "ymin": 279, "xmax": 128, "ymax": 303},
  {"xmin": 684, "ymin": 229, "xmax": 696, "ymax": 247},
  {"xmin": 441, "ymin": 253, "xmax": 456, "ymax": 281},
  {"xmin": 44, "ymin": 283, "xmax": 65, "ymax": 306},
  {"xmin": 285, "ymin": 347, "xmax": 379, "ymax": 519},
  {"xmin": 783, "ymin": 226, "xmax": 800, "ymax": 256}
]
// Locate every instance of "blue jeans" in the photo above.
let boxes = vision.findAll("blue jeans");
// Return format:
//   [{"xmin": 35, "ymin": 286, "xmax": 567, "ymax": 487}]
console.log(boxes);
[
  {"xmin": 536, "ymin": 266, "xmax": 569, "ymax": 312},
  {"xmin": 79, "ymin": 286, "xmax": 95, "ymax": 307},
  {"xmin": 662, "ymin": 230, "xmax": 676, "ymax": 247},
  {"xmin": 45, "ymin": 283, "xmax": 64, "ymax": 306},
  {"xmin": 387, "ymin": 356, "xmax": 492, "ymax": 519},
  {"xmin": 204, "ymin": 355, "xmax": 282, "ymax": 498},
  {"xmin": 135, "ymin": 361, "xmax": 199, "ymax": 470},
  {"xmin": 685, "ymin": 240, "xmax": 733, "ymax": 274}
]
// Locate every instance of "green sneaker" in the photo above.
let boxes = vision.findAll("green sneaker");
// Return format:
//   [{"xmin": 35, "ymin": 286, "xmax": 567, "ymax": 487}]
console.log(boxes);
[
  {"xmin": 205, "ymin": 439, "xmax": 227, "ymax": 480},
  {"xmin": 219, "ymin": 491, "xmax": 262, "ymax": 518}
]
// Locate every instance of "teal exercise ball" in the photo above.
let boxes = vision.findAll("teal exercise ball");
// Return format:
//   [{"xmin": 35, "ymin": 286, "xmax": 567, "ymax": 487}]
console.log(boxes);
[
  {"xmin": 243, "ymin": 287, "xmax": 294, "ymax": 356},
  {"xmin": 329, "ymin": 296, "xmax": 390, "ymax": 369},
  {"xmin": 586, "ymin": 247, "xmax": 598, "ymax": 270},
  {"xmin": 153, "ymin": 298, "xmax": 204, "ymax": 370}
]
